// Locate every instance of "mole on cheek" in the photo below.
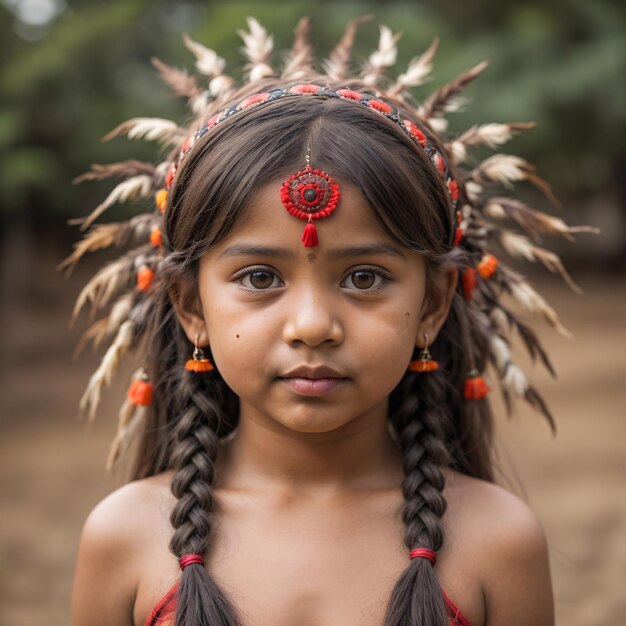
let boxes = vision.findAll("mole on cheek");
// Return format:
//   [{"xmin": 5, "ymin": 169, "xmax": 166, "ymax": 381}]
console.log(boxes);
[
  {"xmin": 405, "ymin": 312, "xmax": 410, "ymax": 316},
  {"xmin": 236, "ymin": 334, "xmax": 240, "ymax": 339}
]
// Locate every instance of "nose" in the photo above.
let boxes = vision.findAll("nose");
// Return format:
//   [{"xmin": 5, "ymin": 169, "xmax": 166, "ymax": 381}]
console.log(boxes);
[{"xmin": 281, "ymin": 285, "xmax": 344, "ymax": 348}]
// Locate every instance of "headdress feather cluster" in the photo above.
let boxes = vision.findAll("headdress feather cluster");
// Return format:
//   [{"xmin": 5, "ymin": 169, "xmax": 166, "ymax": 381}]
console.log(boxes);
[{"xmin": 63, "ymin": 17, "xmax": 597, "ymax": 470}]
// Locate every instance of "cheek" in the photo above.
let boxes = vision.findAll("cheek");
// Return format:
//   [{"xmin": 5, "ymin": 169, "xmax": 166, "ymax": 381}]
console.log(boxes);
[
  {"xmin": 351, "ymin": 296, "xmax": 422, "ymax": 378},
  {"xmin": 201, "ymin": 297, "xmax": 272, "ymax": 375}
]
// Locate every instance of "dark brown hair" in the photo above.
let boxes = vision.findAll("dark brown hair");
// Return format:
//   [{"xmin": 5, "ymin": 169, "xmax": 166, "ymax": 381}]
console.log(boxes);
[{"xmin": 136, "ymin": 79, "xmax": 493, "ymax": 626}]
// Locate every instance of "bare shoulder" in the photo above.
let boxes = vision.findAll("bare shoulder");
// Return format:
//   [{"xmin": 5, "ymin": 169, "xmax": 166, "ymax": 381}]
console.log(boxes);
[
  {"xmin": 443, "ymin": 469, "xmax": 554, "ymax": 626},
  {"xmin": 71, "ymin": 474, "xmax": 174, "ymax": 626}
]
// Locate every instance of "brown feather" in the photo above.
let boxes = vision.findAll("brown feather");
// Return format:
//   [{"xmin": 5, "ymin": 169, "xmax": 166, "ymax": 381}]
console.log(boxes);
[
  {"xmin": 483, "ymin": 197, "xmax": 599, "ymax": 243},
  {"xmin": 282, "ymin": 17, "xmax": 314, "ymax": 78},
  {"xmin": 70, "ymin": 245, "xmax": 152, "ymax": 323},
  {"xmin": 59, "ymin": 214, "xmax": 154, "ymax": 274},
  {"xmin": 73, "ymin": 161, "xmax": 156, "ymax": 184},
  {"xmin": 323, "ymin": 15, "xmax": 372, "ymax": 81},
  {"xmin": 524, "ymin": 386, "xmax": 556, "ymax": 433},
  {"xmin": 420, "ymin": 61, "xmax": 488, "ymax": 120},
  {"xmin": 151, "ymin": 57, "xmax": 202, "ymax": 101}
]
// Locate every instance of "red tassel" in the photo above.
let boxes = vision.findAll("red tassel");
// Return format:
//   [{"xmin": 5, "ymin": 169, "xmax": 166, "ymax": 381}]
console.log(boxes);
[
  {"xmin": 462, "ymin": 268, "xmax": 476, "ymax": 302},
  {"xmin": 302, "ymin": 221, "xmax": 318, "ymax": 247},
  {"xmin": 464, "ymin": 372, "xmax": 490, "ymax": 399},
  {"xmin": 477, "ymin": 254, "xmax": 498, "ymax": 278},
  {"xmin": 137, "ymin": 265, "xmax": 155, "ymax": 292},
  {"xmin": 408, "ymin": 358, "xmax": 439, "ymax": 372},
  {"xmin": 149, "ymin": 227, "xmax": 162, "ymax": 247},
  {"xmin": 127, "ymin": 379, "xmax": 153, "ymax": 406},
  {"xmin": 185, "ymin": 358, "xmax": 214, "ymax": 372},
  {"xmin": 453, "ymin": 226, "xmax": 463, "ymax": 247}
]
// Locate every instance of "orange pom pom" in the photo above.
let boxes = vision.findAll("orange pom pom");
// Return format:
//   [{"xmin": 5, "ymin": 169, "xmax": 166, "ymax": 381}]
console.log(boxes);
[
  {"xmin": 149, "ymin": 227, "xmax": 162, "ymax": 247},
  {"xmin": 477, "ymin": 254, "xmax": 498, "ymax": 279},
  {"xmin": 137, "ymin": 265, "xmax": 155, "ymax": 292},
  {"xmin": 462, "ymin": 268, "xmax": 477, "ymax": 302},
  {"xmin": 127, "ymin": 379, "xmax": 153, "ymax": 406},
  {"xmin": 408, "ymin": 358, "xmax": 439, "ymax": 372},
  {"xmin": 185, "ymin": 358, "xmax": 214, "ymax": 372},
  {"xmin": 464, "ymin": 372, "xmax": 490, "ymax": 399},
  {"xmin": 155, "ymin": 189, "xmax": 168, "ymax": 213}
]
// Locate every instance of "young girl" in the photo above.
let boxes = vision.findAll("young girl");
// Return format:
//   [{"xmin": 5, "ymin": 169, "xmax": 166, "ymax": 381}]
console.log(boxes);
[{"xmin": 67, "ymin": 17, "xmax": 591, "ymax": 626}]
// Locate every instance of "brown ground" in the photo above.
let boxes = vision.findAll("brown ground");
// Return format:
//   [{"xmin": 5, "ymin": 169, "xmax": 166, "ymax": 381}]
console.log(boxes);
[{"xmin": 1, "ymin": 250, "xmax": 625, "ymax": 626}]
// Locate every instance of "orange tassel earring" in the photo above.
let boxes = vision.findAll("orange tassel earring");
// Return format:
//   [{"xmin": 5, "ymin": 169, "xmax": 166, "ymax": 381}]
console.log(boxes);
[
  {"xmin": 185, "ymin": 333, "xmax": 214, "ymax": 372},
  {"xmin": 408, "ymin": 333, "xmax": 439, "ymax": 372},
  {"xmin": 464, "ymin": 368, "xmax": 490, "ymax": 399}
]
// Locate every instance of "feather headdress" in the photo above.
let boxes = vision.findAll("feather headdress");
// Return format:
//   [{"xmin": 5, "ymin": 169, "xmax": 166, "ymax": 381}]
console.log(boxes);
[{"xmin": 64, "ymin": 17, "xmax": 597, "ymax": 470}]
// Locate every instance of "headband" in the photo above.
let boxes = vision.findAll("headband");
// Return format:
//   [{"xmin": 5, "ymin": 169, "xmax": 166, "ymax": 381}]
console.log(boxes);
[{"xmin": 166, "ymin": 84, "xmax": 460, "ymax": 247}]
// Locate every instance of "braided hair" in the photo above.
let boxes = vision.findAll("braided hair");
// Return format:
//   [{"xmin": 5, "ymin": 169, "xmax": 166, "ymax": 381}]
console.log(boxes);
[{"xmin": 66, "ymin": 17, "xmax": 594, "ymax": 626}]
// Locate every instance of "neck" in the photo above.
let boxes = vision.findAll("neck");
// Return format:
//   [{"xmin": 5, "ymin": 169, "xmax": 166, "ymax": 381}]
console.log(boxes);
[{"xmin": 217, "ymin": 399, "xmax": 403, "ymax": 496}]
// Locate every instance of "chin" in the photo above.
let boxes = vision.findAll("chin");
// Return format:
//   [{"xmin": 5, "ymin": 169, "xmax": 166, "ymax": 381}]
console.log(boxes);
[{"xmin": 275, "ymin": 409, "xmax": 353, "ymax": 435}]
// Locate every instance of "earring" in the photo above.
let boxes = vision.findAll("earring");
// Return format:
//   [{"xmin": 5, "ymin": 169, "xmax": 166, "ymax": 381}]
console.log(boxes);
[
  {"xmin": 185, "ymin": 333, "xmax": 214, "ymax": 372},
  {"xmin": 408, "ymin": 333, "xmax": 439, "ymax": 372}
]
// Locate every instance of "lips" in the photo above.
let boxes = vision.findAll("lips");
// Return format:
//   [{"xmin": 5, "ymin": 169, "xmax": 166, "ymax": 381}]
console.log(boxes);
[
  {"xmin": 280, "ymin": 365, "xmax": 346, "ymax": 379},
  {"xmin": 278, "ymin": 365, "xmax": 348, "ymax": 396}
]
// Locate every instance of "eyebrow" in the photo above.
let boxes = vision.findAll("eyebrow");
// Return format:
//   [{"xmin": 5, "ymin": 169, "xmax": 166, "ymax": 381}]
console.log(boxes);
[{"xmin": 217, "ymin": 243, "xmax": 406, "ymax": 261}]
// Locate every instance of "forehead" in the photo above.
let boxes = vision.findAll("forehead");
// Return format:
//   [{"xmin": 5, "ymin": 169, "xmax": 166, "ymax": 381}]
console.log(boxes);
[{"xmin": 211, "ymin": 176, "xmax": 402, "ymax": 257}]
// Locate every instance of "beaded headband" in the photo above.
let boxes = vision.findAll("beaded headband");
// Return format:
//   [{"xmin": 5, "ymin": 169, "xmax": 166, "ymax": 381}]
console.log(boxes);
[{"xmin": 167, "ymin": 84, "xmax": 460, "ymax": 247}]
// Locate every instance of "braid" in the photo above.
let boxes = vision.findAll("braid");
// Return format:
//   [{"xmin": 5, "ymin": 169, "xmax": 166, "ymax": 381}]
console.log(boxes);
[
  {"xmin": 385, "ymin": 370, "xmax": 453, "ymax": 626},
  {"xmin": 168, "ymin": 369, "xmax": 243, "ymax": 626}
]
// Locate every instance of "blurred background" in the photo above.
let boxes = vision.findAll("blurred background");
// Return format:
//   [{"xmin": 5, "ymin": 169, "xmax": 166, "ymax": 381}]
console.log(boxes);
[{"xmin": 1, "ymin": 1, "xmax": 624, "ymax": 624}]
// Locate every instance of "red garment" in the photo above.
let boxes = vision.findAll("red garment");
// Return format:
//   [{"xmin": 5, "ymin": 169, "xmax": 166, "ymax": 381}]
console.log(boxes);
[{"xmin": 145, "ymin": 582, "xmax": 471, "ymax": 626}]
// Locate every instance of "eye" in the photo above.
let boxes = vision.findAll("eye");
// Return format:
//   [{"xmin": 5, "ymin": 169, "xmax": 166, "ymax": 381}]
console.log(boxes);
[
  {"xmin": 237, "ymin": 267, "xmax": 283, "ymax": 290},
  {"xmin": 341, "ymin": 267, "xmax": 390, "ymax": 291}
]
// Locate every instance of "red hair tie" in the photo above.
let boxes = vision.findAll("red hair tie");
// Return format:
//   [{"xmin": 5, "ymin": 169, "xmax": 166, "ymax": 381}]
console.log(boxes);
[
  {"xmin": 179, "ymin": 554, "xmax": 205, "ymax": 570},
  {"xmin": 409, "ymin": 548, "xmax": 437, "ymax": 565}
]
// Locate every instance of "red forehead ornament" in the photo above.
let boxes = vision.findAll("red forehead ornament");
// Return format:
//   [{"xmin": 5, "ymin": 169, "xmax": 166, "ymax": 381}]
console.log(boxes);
[{"xmin": 279, "ymin": 147, "xmax": 340, "ymax": 247}]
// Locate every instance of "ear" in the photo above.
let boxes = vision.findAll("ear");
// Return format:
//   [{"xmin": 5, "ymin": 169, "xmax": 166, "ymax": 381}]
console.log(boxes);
[
  {"xmin": 416, "ymin": 266, "xmax": 458, "ymax": 347},
  {"xmin": 168, "ymin": 273, "xmax": 210, "ymax": 347}
]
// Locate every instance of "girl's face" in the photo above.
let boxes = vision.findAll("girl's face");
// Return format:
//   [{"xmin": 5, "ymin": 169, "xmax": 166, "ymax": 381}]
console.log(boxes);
[{"xmin": 175, "ymin": 177, "xmax": 456, "ymax": 434}]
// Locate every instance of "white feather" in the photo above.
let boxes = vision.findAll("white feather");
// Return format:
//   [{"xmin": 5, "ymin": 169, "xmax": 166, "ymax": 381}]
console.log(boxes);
[
  {"xmin": 490, "ymin": 334, "xmax": 511, "ymax": 372},
  {"xmin": 182, "ymin": 33, "xmax": 226, "ymax": 77},
  {"xmin": 107, "ymin": 294, "xmax": 133, "ymax": 335},
  {"xmin": 428, "ymin": 116, "xmax": 449, "ymax": 133},
  {"xmin": 465, "ymin": 181, "xmax": 483, "ymax": 203},
  {"xmin": 474, "ymin": 123, "xmax": 517, "ymax": 146},
  {"xmin": 209, "ymin": 75, "xmax": 236, "ymax": 97},
  {"xmin": 449, "ymin": 140, "xmax": 467, "ymax": 164},
  {"xmin": 509, "ymin": 281, "xmax": 572, "ymax": 337},
  {"xmin": 477, "ymin": 155, "xmax": 529, "ymax": 187},
  {"xmin": 190, "ymin": 90, "xmax": 212, "ymax": 116},
  {"xmin": 483, "ymin": 200, "xmax": 507, "ymax": 219},
  {"xmin": 249, "ymin": 63, "xmax": 274, "ymax": 82},
  {"xmin": 239, "ymin": 17, "xmax": 274, "ymax": 67},
  {"xmin": 72, "ymin": 258, "xmax": 128, "ymax": 319},
  {"xmin": 502, "ymin": 363, "xmax": 529, "ymax": 395},
  {"xmin": 499, "ymin": 230, "xmax": 583, "ymax": 292},
  {"xmin": 490, "ymin": 307, "xmax": 512, "ymax": 335},
  {"xmin": 117, "ymin": 118, "xmax": 187, "ymax": 145},
  {"xmin": 392, "ymin": 38, "xmax": 438, "ymax": 91},
  {"xmin": 361, "ymin": 25, "xmax": 400, "ymax": 85},
  {"xmin": 80, "ymin": 320, "xmax": 134, "ymax": 420},
  {"xmin": 79, "ymin": 175, "xmax": 152, "ymax": 231}
]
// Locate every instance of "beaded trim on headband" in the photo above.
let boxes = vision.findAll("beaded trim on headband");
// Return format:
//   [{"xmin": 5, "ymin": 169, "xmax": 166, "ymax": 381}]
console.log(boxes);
[{"xmin": 166, "ymin": 84, "xmax": 461, "ymax": 247}]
